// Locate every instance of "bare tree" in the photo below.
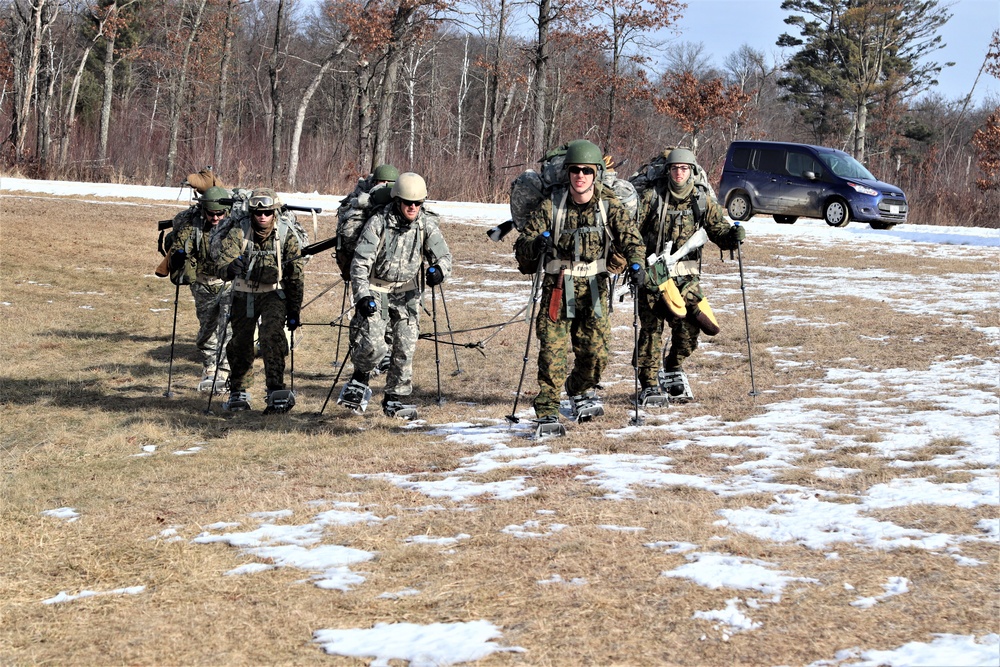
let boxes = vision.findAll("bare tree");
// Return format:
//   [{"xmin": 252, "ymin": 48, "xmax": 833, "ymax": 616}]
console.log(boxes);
[
  {"xmin": 8, "ymin": 0, "xmax": 59, "ymax": 161},
  {"xmin": 164, "ymin": 0, "xmax": 210, "ymax": 186}
]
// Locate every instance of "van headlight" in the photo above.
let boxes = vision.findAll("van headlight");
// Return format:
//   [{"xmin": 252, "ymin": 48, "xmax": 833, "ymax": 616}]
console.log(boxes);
[{"xmin": 847, "ymin": 182, "xmax": 878, "ymax": 196}]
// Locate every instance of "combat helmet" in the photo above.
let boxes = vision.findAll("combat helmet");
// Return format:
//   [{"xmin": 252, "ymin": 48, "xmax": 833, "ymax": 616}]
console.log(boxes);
[
  {"xmin": 200, "ymin": 186, "xmax": 231, "ymax": 213},
  {"xmin": 564, "ymin": 139, "xmax": 604, "ymax": 171},
  {"xmin": 248, "ymin": 188, "xmax": 281, "ymax": 212},
  {"xmin": 372, "ymin": 164, "xmax": 399, "ymax": 184},
  {"xmin": 390, "ymin": 173, "xmax": 427, "ymax": 202},
  {"xmin": 665, "ymin": 147, "xmax": 697, "ymax": 167}
]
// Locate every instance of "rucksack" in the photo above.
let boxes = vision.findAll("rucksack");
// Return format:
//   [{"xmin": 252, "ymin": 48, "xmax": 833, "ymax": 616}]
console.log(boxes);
[
  {"xmin": 210, "ymin": 208, "xmax": 309, "ymax": 268},
  {"xmin": 335, "ymin": 183, "xmax": 392, "ymax": 280},
  {"xmin": 628, "ymin": 149, "xmax": 716, "ymax": 223},
  {"xmin": 509, "ymin": 143, "xmax": 639, "ymax": 235}
]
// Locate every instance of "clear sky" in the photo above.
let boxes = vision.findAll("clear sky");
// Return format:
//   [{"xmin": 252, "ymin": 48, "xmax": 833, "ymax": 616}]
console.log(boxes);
[{"xmin": 666, "ymin": 0, "xmax": 999, "ymax": 106}]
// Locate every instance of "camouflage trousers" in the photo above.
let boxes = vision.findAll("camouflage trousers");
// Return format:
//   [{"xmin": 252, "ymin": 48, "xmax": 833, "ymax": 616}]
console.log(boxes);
[
  {"xmin": 532, "ymin": 281, "xmax": 610, "ymax": 419},
  {"xmin": 636, "ymin": 278, "xmax": 704, "ymax": 387},
  {"xmin": 349, "ymin": 288, "xmax": 420, "ymax": 397},
  {"xmin": 190, "ymin": 282, "xmax": 232, "ymax": 376},
  {"xmin": 227, "ymin": 290, "xmax": 289, "ymax": 392}
]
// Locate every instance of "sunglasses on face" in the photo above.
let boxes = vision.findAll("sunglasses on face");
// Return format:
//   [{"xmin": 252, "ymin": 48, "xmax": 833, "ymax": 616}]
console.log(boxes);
[
  {"xmin": 252, "ymin": 209, "xmax": 275, "ymax": 217},
  {"xmin": 248, "ymin": 195, "xmax": 275, "ymax": 209},
  {"xmin": 400, "ymin": 199, "xmax": 424, "ymax": 208},
  {"xmin": 568, "ymin": 166, "xmax": 595, "ymax": 176},
  {"xmin": 203, "ymin": 209, "xmax": 226, "ymax": 218}
]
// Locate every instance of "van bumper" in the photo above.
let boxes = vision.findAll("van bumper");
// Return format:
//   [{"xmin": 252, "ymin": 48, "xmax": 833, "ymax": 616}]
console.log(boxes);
[{"xmin": 849, "ymin": 193, "xmax": 908, "ymax": 223}]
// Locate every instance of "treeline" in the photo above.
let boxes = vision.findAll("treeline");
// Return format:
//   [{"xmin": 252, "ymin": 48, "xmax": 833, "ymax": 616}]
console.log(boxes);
[{"xmin": 3, "ymin": 0, "xmax": 998, "ymax": 226}]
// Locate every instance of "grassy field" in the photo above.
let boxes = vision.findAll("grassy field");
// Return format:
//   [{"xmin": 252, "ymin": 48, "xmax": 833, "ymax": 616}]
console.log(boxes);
[{"xmin": 1, "ymin": 192, "xmax": 997, "ymax": 666}]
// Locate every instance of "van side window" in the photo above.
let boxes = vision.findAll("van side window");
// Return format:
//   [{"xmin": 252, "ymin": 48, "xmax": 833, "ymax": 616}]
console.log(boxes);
[
  {"xmin": 786, "ymin": 151, "xmax": 822, "ymax": 178},
  {"xmin": 731, "ymin": 147, "xmax": 752, "ymax": 169},
  {"xmin": 757, "ymin": 149, "xmax": 786, "ymax": 175}
]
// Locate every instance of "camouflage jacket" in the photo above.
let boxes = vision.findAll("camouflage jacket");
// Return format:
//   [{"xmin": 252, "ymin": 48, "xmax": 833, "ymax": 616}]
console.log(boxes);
[
  {"xmin": 211, "ymin": 212, "xmax": 304, "ymax": 311},
  {"xmin": 351, "ymin": 205, "xmax": 452, "ymax": 303},
  {"xmin": 636, "ymin": 181, "xmax": 738, "ymax": 263},
  {"xmin": 169, "ymin": 207, "xmax": 227, "ymax": 285},
  {"xmin": 514, "ymin": 185, "xmax": 645, "ymax": 284}
]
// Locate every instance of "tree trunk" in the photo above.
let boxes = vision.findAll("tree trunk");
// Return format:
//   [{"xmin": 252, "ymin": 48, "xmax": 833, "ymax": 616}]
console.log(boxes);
[
  {"xmin": 11, "ymin": 0, "xmax": 50, "ymax": 161},
  {"xmin": 269, "ymin": 0, "xmax": 286, "ymax": 185},
  {"xmin": 854, "ymin": 99, "xmax": 867, "ymax": 161},
  {"xmin": 214, "ymin": 0, "xmax": 237, "ymax": 170},
  {"xmin": 371, "ymin": 54, "xmax": 402, "ymax": 169},
  {"xmin": 532, "ymin": 0, "xmax": 551, "ymax": 157},
  {"xmin": 165, "ymin": 0, "xmax": 210, "ymax": 186},
  {"xmin": 288, "ymin": 36, "xmax": 351, "ymax": 188},
  {"xmin": 98, "ymin": 27, "xmax": 116, "ymax": 162}
]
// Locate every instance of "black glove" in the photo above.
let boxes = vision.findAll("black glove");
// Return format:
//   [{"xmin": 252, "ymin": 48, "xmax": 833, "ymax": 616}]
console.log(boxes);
[
  {"xmin": 286, "ymin": 310, "xmax": 301, "ymax": 331},
  {"xmin": 356, "ymin": 296, "xmax": 378, "ymax": 318},
  {"xmin": 532, "ymin": 231, "xmax": 552, "ymax": 257},
  {"xmin": 730, "ymin": 224, "xmax": 746, "ymax": 243},
  {"xmin": 628, "ymin": 263, "xmax": 645, "ymax": 288},
  {"xmin": 224, "ymin": 256, "xmax": 245, "ymax": 281},
  {"xmin": 168, "ymin": 249, "xmax": 186, "ymax": 272},
  {"xmin": 425, "ymin": 265, "xmax": 444, "ymax": 287}
]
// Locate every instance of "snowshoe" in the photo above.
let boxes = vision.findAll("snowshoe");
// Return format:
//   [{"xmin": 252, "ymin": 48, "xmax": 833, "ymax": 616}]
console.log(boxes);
[
  {"xmin": 639, "ymin": 385, "xmax": 670, "ymax": 408},
  {"xmin": 223, "ymin": 390, "xmax": 251, "ymax": 412},
  {"xmin": 375, "ymin": 353, "xmax": 392, "ymax": 375},
  {"xmin": 337, "ymin": 379, "xmax": 372, "ymax": 414},
  {"xmin": 569, "ymin": 391, "xmax": 604, "ymax": 422},
  {"xmin": 534, "ymin": 416, "xmax": 566, "ymax": 439},
  {"xmin": 659, "ymin": 370, "xmax": 693, "ymax": 404},
  {"xmin": 264, "ymin": 389, "xmax": 296, "ymax": 414},
  {"xmin": 382, "ymin": 396, "xmax": 418, "ymax": 420},
  {"xmin": 200, "ymin": 373, "xmax": 229, "ymax": 395}
]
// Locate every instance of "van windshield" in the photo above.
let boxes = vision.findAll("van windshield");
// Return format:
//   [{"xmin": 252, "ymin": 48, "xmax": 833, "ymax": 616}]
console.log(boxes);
[{"xmin": 818, "ymin": 152, "xmax": 876, "ymax": 180}]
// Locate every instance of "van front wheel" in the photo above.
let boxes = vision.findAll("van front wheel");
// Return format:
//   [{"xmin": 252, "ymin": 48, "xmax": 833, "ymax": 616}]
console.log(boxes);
[
  {"xmin": 727, "ymin": 193, "xmax": 753, "ymax": 221},
  {"xmin": 824, "ymin": 199, "xmax": 851, "ymax": 227}
]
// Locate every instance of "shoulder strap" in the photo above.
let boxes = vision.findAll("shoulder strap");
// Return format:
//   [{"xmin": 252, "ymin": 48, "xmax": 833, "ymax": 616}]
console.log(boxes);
[{"xmin": 550, "ymin": 188, "xmax": 569, "ymax": 240}]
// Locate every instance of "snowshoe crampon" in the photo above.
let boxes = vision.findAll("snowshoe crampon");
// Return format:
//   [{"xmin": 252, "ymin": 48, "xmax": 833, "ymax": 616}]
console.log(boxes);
[
  {"xmin": 534, "ymin": 416, "xmax": 566, "ymax": 439},
  {"xmin": 223, "ymin": 390, "xmax": 251, "ymax": 412},
  {"xmin": 639, "ymin": 386, "xmax": 670, "ymax": 408},
  {"xmin": 659, "ymin": 370, "xmax": 693, "ymax": 404},
  {"xmin": 337, "ymin": 380, "xmax": 371, "ymax": 414},
  {"xmin": 382, "ymin": 397, "xmax": 418, "ymax": 420},
  {"xmin": 200, "ymin": 375, "xmax": 229, "ymax": 395},
  {"xmin": 570, "ymin": 392, "xmax": 604, "ymax": 422},
  {"xmin": 264, "ymin": 389, "xmax": 295, "ymax": 415}
]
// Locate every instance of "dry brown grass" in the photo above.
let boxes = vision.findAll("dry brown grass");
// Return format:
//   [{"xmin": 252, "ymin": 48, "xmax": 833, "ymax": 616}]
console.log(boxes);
[{"xmin": 1, "ymin": 194, "xmax": 997, "ymax": 666}]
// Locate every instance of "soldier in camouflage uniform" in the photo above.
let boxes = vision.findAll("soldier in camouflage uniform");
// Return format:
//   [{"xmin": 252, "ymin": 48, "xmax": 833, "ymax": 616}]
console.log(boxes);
[
  {"xmin": 212, "ymin": 188, "xmax": 305, "ymax": 411},
  {"xmin": 339, "ymin": 172, "xmax": 452, "ymax": 418},
  {"xmin": 166, "ymin": 186, "xmax": 233, "ymax": 392},
  {"xmin": 634, "ymin": 148, "xmax": 746, "ymax": 403},
  {"xmin": 513, "ymin": 140, "xmax": 645, "ymax": 427}
]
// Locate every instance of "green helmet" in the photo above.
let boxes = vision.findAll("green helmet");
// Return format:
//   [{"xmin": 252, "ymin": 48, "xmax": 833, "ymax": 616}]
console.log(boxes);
[
  {"xmin": 564, "ymin": 139, "xmax": 604, "ymax": 169},
  {"xmin": 372, "ymin": 164, "xmax": 399, "ymax": 183},
  {"xmin": 201, "ymin": 186, "xmax": 230, "ymax": 213},
  {"xmin": 390, "ymin": 172, "xmax": 427, "ymax": 201},
  {"xmin": 665, "ymin": 147, "xmax": 697, "ymax": 167}
]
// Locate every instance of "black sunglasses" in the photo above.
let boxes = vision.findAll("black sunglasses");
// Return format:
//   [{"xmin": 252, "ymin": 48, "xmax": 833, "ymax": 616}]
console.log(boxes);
[
  {"xmin": 400, "ymin": 199, "xmax": 424, "ymax": 207},
  {"xmin": 568, "ymin": 166, "xmax": 595, "ymax": 176}
]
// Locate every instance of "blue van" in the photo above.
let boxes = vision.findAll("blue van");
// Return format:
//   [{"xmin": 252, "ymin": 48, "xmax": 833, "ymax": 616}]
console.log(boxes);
[{"xmin": 718, "ymin": 140, "xmax": 908, "ymax": 229}]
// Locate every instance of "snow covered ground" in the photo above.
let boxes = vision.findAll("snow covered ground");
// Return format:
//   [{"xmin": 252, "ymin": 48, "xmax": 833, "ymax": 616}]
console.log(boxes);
[{"xmin": 8, "ymin": 176, "xmax": 999, "ymax": 666}]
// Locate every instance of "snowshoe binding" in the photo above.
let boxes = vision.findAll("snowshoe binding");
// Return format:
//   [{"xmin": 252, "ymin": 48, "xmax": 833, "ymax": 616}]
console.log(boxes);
[
  {"xmin": 373, "ymin": 353, "xmax": 392, "ymax": 376},
  {"xmin": 263, "ymin": 389, "xmax": 296, "ymax": 415},
  {"xmin": 659, "ymin": 370, "xmax": 693, "ymax": 404},
  {"xmin": 199, "ymin": 373, "xmax": 229, "ymax": 395},
  {"xmin": 534, "ymin": 416, "xmax": 566, "ymax": 439},
  {"xmin": 337, "ymin": 379, "xmax": 372, "ymax": 414},
  {"xmin": 570, "ymin": 390, "xmax": 604, "ymax": 422},
  {"xmin": 382, "ymin": 395, "xmax": 418, "ymax": 420},
  {"xmin": 639, "ymin": 385, "xmax": 670, "ymax": 408},
  {"xmin": 223, "ymin": 390, "xmax": 251, "ymax": 412}
]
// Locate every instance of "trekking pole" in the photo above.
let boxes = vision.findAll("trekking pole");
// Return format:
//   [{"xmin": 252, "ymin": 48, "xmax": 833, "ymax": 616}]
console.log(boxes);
[
  {"xmin": 436, "ymin": 283, "xmax": 462, "ymax": 376},
  {"xmin": 629, "ymin": 268, "xmax": 644, "ymax": 426},
  {"xmin": 319, "ymin": 346, "xmax": 352, "ymax": 415},
  {"xmin": 734, "ymin": 222, "xmax": 759, "ymax": 397},
  {"xmin": 332, "ymin": 282, "xmax": 348, "ymax": 367},
  {"xmin": 506, "ymin": 233, "xmax": 549, "ymax": 424},
  {"xmin": 430, "ymin": 275, "xmax": 443, "ymax": 405},
  {"xmin": 163, "ymin": 281, "xmax": 181, "ymax": 398},
  {"xmin": 290, "ymin": 330, "xmax": 295, "ymax": 393},
  {"xmin": 204, "ymin": 297, "xmax": 233, "ymax": 415}
]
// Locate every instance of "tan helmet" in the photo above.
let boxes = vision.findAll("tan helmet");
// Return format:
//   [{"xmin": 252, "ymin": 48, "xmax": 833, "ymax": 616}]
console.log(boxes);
[
  {"xmin": 390, "ymin": 172, "xmax": 428, "ymax": 201},
  {"xmin": 248, "ymin": 188, "xmax": 281, "ymax": 212}
]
